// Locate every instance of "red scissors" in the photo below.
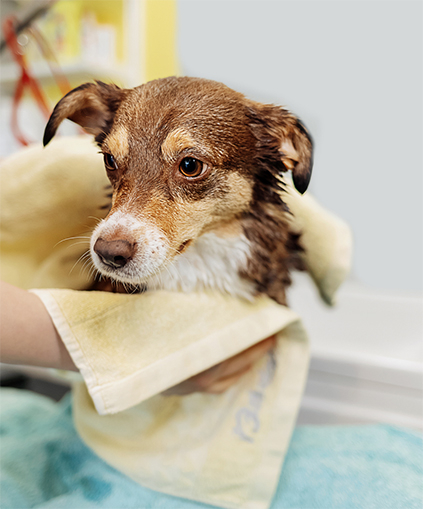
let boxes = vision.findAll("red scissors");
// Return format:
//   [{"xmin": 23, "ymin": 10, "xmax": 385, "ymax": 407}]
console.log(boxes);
[{"xmin": 2, "ymin": 14, "xmax": 71, "ymax": 146}]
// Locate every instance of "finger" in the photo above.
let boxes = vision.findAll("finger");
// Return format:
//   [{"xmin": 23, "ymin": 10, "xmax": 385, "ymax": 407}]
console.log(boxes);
[
  {"xmin": 163, "ymin": 334, "xmax": 277, "ymax": 396},
  {"xmin": 202, "ymin": 365, "xmax": 252, "ymax": 394},
  {"xmin": 203, "ymin": 334, "xmax": 277, "ymax": 382},
  {"xmin": 162, "ymin": 381, "xmax": 199, "ymax": 396},
  {"xmin": 163, "ymin": 366, "xmax": 248, "ymax": 396}
]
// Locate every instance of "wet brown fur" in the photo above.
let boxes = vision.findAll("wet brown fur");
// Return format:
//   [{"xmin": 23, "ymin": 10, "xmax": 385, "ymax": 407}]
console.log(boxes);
[{"xmin": 44, "ymin": 77, "xmax": 313, "ymax": 305}]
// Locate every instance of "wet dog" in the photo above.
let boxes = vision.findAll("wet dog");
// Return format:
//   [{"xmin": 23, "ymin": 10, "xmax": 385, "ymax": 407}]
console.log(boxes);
[{"xmin": 44, "ymin": 76, "xmax": 313, "ymax": 305}]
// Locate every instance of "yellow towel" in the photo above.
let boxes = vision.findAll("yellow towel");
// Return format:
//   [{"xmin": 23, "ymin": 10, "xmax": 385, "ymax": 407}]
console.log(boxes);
[
  {"xmin": 31, "ymin": 287, "xmax": 309, "ymax": 509},
  {"xmin": 0, "ymin": 136, "xmax": 109, "ymax": 290},
  {"xmin": 0, "ymin": 137, "xmax": 352, "ymax": 509}
]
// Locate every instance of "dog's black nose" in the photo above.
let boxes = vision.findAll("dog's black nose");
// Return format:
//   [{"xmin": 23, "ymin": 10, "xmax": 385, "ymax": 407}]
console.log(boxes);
[{"xmin": 94, "ymin": 238, "xmax": 135, "ymax": 269}]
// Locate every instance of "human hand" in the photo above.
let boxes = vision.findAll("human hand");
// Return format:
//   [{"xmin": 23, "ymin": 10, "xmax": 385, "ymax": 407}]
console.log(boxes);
[{"xmin": 163, "ymin": 334, "xmax": 277, "ymax": 396}]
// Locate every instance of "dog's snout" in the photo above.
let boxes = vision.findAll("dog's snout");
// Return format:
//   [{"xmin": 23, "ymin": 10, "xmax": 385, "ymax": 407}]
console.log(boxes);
[{"xmin": 94, "ymin": 238, "xmax": 135, "ymax": 269}]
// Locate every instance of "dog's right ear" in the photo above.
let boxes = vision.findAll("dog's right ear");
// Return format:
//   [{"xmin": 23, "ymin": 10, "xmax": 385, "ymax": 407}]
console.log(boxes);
[{"xmin": 43, "ymin": 81, "xmax": 127, "ymax": 146}]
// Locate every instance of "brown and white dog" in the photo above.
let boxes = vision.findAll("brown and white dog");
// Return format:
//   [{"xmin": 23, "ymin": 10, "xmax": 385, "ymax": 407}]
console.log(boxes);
[{"xmin": 43, "ymin": 77, "xmax": 313, "ymax": 305}]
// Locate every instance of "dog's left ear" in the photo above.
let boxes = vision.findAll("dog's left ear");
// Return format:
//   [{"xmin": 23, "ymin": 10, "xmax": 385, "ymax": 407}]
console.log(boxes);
[
  {"xmin": 43, "ymin": 81, "xmax": 127, "ymax": 146},
  {"xmin": 247, "ymin": 102, "xmax": 313, "ymax": 194}
]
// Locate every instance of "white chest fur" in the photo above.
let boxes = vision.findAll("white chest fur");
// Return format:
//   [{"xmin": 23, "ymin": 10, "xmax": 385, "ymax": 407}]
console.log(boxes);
[{"xmin": 145, "ymin": 233, "xmax": 255, "ymax": 300}]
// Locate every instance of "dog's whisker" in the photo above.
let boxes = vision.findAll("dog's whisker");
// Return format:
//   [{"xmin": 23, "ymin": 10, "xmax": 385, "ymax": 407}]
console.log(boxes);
[
  {"xmin": 69, "ymin": 250, "xmax": 92, "ymax": 276},
  {"xmin": 87, "ymin": 216, "xmax": 104, "ymax": 223},
  {"xmin": 76, "ymin": 252, "xmax": 97, "ymax": 280},
  {"xmin": 80, "ymin": 254, "xmax": 93, "ymax": 271},
  {"xmin": 54, "ymin": 236, "xmax": 91, "ymax": 248},
  {"xmin": 62, "ymin": 241, "xmax": 92, "ymax": 252}
]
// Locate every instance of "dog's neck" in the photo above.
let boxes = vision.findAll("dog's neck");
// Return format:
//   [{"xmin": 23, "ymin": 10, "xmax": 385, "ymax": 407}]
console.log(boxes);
[
  {"xmin": 144, "ymin": 200, "xmax": 303, "ymax": 305},
  {"xmin": 145, "ymin": 232, "xmax": 256, "ymax": 300}
]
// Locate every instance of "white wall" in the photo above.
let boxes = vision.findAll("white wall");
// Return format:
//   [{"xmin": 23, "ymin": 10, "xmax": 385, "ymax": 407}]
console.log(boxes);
[{"xmin": 177, "ymin": 0, "xmax": 423, "ymax": 293}]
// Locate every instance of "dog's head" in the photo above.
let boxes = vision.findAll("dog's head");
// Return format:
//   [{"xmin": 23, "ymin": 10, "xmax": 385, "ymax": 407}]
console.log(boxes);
[{"xmin": 44, "ymin": 77, "xmax": 313, "ymax": 293}]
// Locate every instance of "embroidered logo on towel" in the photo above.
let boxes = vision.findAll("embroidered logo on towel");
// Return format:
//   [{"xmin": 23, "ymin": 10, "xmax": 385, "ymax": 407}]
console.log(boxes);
[{"xmin": 233, "ymin": 350, "xmax": 276, "ymax": 443}]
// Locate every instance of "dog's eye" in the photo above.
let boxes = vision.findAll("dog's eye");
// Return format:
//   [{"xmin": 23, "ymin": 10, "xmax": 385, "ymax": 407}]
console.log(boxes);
[
  {"xmin": 104, "ymin": 153, "xmax": 118, "ymax": 171},
  {"xmin": 179, "ymin": 157, "xmax": 204, "ymax": 178}
]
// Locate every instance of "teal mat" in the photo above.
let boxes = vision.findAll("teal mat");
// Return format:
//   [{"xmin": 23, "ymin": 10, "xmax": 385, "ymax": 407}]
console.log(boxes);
[{"xmin": 1, "ymin": 388, "xmax": 422, "ymax": 508}]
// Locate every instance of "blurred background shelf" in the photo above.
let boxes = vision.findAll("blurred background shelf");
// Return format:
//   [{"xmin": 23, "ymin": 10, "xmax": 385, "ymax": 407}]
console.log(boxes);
[
  {"xmin": 0, "ymin": 61, "xmax": 129, "ymax": 93},
  {"xmin": 0, "ymin": 0, "xmax": 177, "ymax": 154},
  {"xmin": 0, "ymin": 0, "xmax": 144, "ymax": 92}
]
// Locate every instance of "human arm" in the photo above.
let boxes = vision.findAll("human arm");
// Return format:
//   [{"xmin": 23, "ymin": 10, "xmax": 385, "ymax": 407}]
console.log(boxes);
[{"xmin": 0, "ymin": 281, "xmax": 77, "ymax": 371}]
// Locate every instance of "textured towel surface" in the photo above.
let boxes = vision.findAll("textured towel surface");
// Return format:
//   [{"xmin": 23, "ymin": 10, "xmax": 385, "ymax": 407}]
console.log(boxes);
[
  {"xmin": 1, "ymin": 389, "xmax": 422, "ymax": 509},
  {"xmin": 0, "ymin": 137, "xmax": 110, "ymax": 290}
]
